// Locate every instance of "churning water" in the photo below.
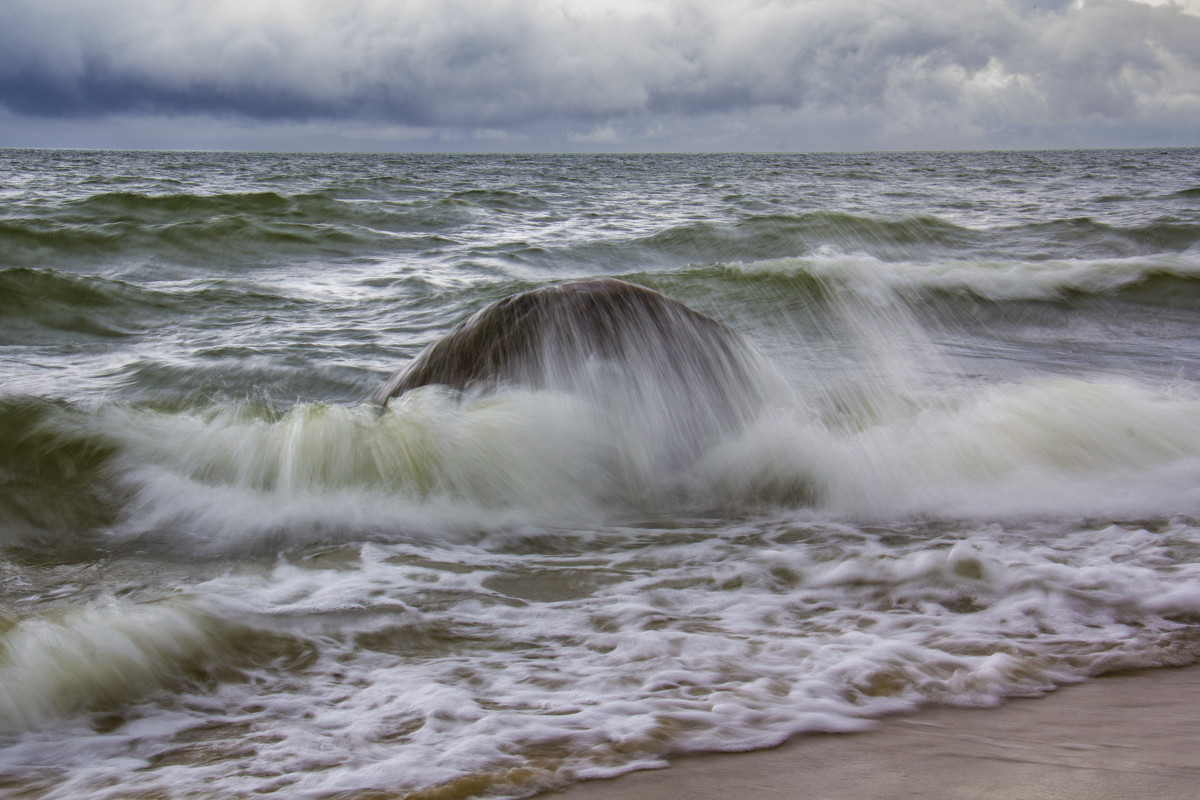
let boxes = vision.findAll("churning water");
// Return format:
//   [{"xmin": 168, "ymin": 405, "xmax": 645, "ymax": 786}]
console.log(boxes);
[{"xmin": 2, "ymin": 149, "xmax": 1200, "ymax": 799}]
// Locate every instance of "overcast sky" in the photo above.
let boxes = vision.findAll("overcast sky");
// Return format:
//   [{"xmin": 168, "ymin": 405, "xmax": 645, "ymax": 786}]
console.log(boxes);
[{"xmin": 2, "ymin": 0, "xmax": 1198, "ymax": 152}]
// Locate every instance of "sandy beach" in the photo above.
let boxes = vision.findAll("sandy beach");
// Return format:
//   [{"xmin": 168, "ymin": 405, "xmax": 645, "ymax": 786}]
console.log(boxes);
[{"xmin": 544, "ymin": 666, "xmax": 1200, "ymax": 800}]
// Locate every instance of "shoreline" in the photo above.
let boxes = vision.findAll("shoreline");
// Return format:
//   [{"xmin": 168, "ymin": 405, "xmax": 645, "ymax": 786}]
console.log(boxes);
[{"xmin": 541, "ymin": 665, "xmax": 1200, "ymax": 800}]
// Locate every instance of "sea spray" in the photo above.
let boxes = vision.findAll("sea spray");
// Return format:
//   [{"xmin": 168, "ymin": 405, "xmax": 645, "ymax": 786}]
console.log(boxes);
[{"xmin": 691, "ymin": 376, "xmax": 1200, "ymax": 519}]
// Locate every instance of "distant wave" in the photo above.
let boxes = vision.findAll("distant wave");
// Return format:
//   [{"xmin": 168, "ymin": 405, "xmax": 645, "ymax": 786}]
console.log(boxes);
[
  {"xmin": 65, "ymin": 189, "xmax": 299, "ymax": 218},
  {"xmin": 503, "ymin": 212, "xmax": 1200, "ymax": 277},
  {"xmin": 719, "ymin": 249, "xmax": 1200, "ymax": 303},
  {"xmin": 446, "ymin": 188, "xmax": 550, "ymax": 211},
  {"xmin": 0, "ymin": 190, "xmax": 459, "ymax": 270},
  {"xmin": 0, "ymin": 267, "xmax": 315, "ymax": 343},
  {"xmin": 0, "ymin": 267, "xmax": 176, "ymax": 341}
]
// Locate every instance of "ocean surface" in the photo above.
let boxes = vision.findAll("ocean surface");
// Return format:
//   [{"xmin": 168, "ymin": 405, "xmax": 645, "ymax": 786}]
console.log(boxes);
[{"xmin": 2, "ymin": 148, "xmax": 1200, "ymax": 799}]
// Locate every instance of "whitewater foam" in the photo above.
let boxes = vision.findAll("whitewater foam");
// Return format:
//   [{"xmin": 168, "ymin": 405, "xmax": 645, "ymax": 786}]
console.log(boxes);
[
  {"xmin": 695, "ymin": 375, "xmax": 1200, "ymax": 520},
  {"xmin": 0, "ymin": 599, "xmax": 218, "ymax": 728},
  {"xmin": 727, "ymin": 249, "xmax": 1200, "ymax": 301},
  {"xmin": 18, "ymin": 361, "xmax": 1198, "ymax": 558}
]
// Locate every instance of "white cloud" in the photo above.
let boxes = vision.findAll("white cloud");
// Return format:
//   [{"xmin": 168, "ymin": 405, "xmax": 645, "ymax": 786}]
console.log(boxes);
[
  {"xmin": 1131, "ymin": 0, "xmax": 1200, "ymax": 13},
  {"xmin": 568, "ymin": 123, "xmax": 623, "ymax": 145}
]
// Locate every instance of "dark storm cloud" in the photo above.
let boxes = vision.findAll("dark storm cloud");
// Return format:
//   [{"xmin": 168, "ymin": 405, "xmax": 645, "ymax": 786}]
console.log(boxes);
[
  {"xmin": 2, "ymin": 0, "xmax": 1198, "ymax": 149},
  {"xmin": 0, "ymin": 71, "xmax": 339, "ymax": 119}
]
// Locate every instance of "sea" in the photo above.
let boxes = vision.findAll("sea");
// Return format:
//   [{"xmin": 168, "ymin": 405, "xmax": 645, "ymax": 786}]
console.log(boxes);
[{"xmin": 2, "ymin": 148, "xmax": 1200, "ymax": 799}]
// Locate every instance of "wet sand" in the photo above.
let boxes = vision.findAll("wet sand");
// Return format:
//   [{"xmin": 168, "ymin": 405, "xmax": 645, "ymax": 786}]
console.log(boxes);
[{"xmin": 543, "ymin": 666, "xmax": 1200, "ymax": 800}]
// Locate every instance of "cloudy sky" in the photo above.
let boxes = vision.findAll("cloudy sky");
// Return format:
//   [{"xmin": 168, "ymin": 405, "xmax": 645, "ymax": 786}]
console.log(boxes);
[{"xmin": 2, "ymin": 0, "xmax": 1198, "ymax": 152}]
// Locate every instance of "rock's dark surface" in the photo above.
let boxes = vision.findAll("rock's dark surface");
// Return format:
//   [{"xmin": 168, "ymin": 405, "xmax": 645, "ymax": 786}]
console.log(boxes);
[{"xmin": 371, "ymin": 278, "xmax": 762, "ymax": 410}]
